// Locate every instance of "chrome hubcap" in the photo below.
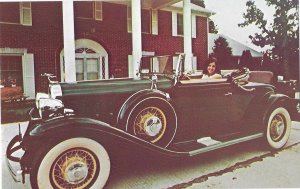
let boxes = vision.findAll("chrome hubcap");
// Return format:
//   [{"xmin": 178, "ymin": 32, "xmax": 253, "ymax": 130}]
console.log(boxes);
[
  {"xmin": 65, "ymin": 162, "xmax": 88, "ymax": 184},
  {"xmin": 144, "ymin": 117, "xmax": 163, "ymax": 137},
  {"xmin": 270, "ymin": 114, "xmax": 285, "ymax": 141},
  {"xmin": 133, "ymin": 107, "xmax": 167, "ymax": 143},
  {"xmin": 51, "ymin": 148, "xmax": 98, "ymax": 189}
]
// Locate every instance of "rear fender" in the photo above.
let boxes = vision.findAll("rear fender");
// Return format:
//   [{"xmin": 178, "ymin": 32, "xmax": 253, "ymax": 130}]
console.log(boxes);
[
  {"xmin": 117, "ymin": 89, "xmax": 171, "ymax": 126},
  {"xmin": 262, "ymin": 94, "xmax": 297, "ymax": 124}
]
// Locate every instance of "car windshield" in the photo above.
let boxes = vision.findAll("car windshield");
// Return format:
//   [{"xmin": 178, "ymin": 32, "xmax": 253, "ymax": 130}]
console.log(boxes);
[{"xmin": 139, "ymin": 54, "xmax": 183, "ymax": 77}]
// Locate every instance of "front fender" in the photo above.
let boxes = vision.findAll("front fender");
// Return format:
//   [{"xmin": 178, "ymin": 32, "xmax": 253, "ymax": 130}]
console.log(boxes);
[
  {"xmin": 29, "ymin": 117, "xmax": 112, "ymax": 137},
  {"xmin": 25, "ymin": 117, "xmax": 186, "ymax": 157}
]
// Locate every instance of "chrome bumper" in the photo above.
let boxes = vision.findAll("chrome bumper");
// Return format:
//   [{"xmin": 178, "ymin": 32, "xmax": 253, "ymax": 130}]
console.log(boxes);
[{"xmin": 6, "ymin": 134, "xmax": 24, "ymax": 183}]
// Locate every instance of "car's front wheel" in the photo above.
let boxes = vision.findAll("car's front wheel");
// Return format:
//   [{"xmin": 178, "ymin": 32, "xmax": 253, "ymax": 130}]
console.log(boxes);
[
  {"xmin": 265, "ymin": 107, "xmax": 291, "ymax": 149},
  {"xmin": 126, "ymin": 97, "xmax": 177, "ymax": 148},
  {"xmin": 30, "ymin": 137, "xmax": 110, "ymax": 189}
]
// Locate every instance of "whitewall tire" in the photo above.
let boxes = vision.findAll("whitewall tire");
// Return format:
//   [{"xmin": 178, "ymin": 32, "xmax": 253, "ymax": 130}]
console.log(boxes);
[
  {"xmin": 266, "ymin": 107, "xmax": 291, "ymax": 149},
  {"xmin": 31, "ymin": 137, "xmax": 110, "ymax": 189}
]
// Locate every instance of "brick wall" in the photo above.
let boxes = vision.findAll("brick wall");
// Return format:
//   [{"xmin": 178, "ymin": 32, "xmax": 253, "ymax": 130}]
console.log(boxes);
[
  {"xmin": 193, "ymin": 16, "xmax": 208, "ymax": 69},
  {"xmin": 0, "ymin": 2, "xmax": 63, "ymax": 92},
  {"xmin": 0, "ymin": 2, "xmax": 209, "ymax": 92}
]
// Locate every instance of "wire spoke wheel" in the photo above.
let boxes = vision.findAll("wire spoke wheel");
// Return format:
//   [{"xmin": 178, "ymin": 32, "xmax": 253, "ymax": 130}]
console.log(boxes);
[
  {"xmin": 31, "ymin": 138, "xmax": 110, "ymax": 189},
  {"xmin": 51, "ymin": 147, "xmax": 98, "ymax": 189},
  {"xmin": 266, "ymin": 107, "xmax": 291, "ymax": 149},
  {"xmin": 133, "ymin": 107, "xmax": 167, "ymax": 143},
  {"xmin": 126, "ymin": 97, "xmax": 177, "ymax": 147},
  {"xmin": 269, "ymin": 114, "xmax": 286, "ymax": 142}
]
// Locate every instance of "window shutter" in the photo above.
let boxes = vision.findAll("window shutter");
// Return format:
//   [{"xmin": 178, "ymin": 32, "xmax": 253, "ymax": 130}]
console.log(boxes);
[
  {"xmin": 127, "ymin": 6, "xmax": 132, "ymax": 33},
  {"xmin": 128, "ymin": 55, "xmax": 134, "ymax": 78},
  {"xmin": 151, "ymin": 10, "xmax": 158, "ymax": 35},
  {"xmin": 22, "ymin": 53, "xmax": 35, "ymax": 99},
  {"xmin": 192, "ymin": 56, "xmax": 197, "ymax": 70},
  {"xmin": 173, "ymin": 56, "xmax": 179, "ymax": 70},
  {"xmin": 172, "ymin": 12, "xmax": 177, "ymax": 36},
  {"xmin": 152, "ymin": 57, "xmax": 159, "ymax": 72},
  {"xmin": 94, "ymin": 1, "xmax": 103, "ymax": 21},
  {"xmin": 20, "ymin": 2, "xmax": 32, "ymax": 26},
  {"xmin": 192, "ymin": 14, "xmax": 196, "ymax": 38}
]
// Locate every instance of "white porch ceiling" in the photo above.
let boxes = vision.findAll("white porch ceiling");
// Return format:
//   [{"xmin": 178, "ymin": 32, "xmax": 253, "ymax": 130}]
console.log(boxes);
[{"xmin": 101, "ymin": 0, "xmax": 181, "ymax": 9}]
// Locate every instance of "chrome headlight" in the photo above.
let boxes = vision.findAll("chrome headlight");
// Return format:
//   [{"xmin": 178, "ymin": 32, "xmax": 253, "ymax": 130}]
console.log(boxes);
[
  {"xmin": 36, "ymin": 93, "xmax": 64, "ymax": 119},
  {"xmin": 49, "ymin": 84, "xmax": 62, "ymax": 99},
  {"xmin": 36, "ymin": 93, "xmax": 49, "ymax": 109}
]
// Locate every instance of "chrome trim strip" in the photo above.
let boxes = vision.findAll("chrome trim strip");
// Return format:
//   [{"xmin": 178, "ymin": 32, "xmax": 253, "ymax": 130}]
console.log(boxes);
[{"xmin": 189, "ymin": 133, "xmax": 264, "ymax": 156}]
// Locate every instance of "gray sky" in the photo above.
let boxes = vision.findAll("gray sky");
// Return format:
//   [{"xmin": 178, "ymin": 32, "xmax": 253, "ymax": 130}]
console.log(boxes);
[{"xmin": 205, "ymin": 0, "xmax": 275, "ymax": 52}]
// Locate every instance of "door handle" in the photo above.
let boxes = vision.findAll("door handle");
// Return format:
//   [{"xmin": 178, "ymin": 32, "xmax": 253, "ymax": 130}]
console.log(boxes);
[{"xmin": 224, "ymin": 92, "xmax": 232, "ymax": 96}]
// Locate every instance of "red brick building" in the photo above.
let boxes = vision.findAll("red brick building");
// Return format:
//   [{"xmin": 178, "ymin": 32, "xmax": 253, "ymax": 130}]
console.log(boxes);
[{"xmin": 0, "ymin": 1, "xmax": 214, "ymax": 98}]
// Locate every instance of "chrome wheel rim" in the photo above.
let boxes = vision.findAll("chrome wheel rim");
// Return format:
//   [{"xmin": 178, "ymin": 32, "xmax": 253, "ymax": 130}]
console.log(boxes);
[
  {"xmin": 51, "ymin": 148, "xmax": 98, "ymax": 189},
  {"xmin": 133, "ymin": 107, "xmax": 167, "ymax": 143},
  {"xmin": 270, "ymin": 114, "xmax": 286, "ymax": 142}
]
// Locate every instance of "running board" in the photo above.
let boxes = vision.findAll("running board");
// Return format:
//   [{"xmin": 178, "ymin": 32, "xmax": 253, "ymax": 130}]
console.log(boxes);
[{"xmin": 189, "ymin": 133, "xmax": 263, "ymax": 156}]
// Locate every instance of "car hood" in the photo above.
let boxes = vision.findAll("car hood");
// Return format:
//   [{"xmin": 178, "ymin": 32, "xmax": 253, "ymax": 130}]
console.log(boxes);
[{"xmin": 59, "ymin": 77, "xmax": 173, "ymax": 96}]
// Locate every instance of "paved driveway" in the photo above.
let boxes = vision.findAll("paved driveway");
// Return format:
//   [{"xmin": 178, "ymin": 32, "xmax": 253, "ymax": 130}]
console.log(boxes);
[{"xmin": 1, "ymin": 122, "xmax": 300, "ymax": 189}]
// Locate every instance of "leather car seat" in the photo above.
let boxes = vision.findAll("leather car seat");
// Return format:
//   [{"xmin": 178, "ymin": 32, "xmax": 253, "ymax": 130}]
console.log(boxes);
[{"xmin": 248, "ymin": 71, "xmax": 274, "ymax": 84}]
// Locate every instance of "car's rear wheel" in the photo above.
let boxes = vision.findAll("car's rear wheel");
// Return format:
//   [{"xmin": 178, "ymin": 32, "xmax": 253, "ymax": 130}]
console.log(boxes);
[
  {"xmin": 30, "ymin": 137, "xmax": 110, "ymax": 189},
  {"xmin": 126, "ymin": 97, "xmax": 177, "ymax": 147},
  {"xmin": 265, "ymin": 107, "xmax": 291, "ymax": 149}
]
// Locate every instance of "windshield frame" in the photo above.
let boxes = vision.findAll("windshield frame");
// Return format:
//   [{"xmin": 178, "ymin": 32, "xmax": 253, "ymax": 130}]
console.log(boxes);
[{"xmin": 138, "ymin": 54, "xmax": 185, "ymax": 81}]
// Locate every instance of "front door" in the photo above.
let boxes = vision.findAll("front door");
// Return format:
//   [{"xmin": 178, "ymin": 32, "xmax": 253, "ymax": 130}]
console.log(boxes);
[
  {"xmin": 75, "ymin": 48, "xmax": 108, "ymax": 81},
  {"xmin": 171, "ymin": 81, "xmax": 233, "ymax": 141}
]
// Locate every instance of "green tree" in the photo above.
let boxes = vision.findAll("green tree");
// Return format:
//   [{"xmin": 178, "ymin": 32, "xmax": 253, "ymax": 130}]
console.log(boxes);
[
  {"xmin": 191, "ymin": 0, "xmax": 218, "ymax": 33},
  {"xmin": 239, "ymin": 50, "xmax": 254, "ymax": 70},
  {"xmin": 209, "ymin": 19, "xmax": 218, "ymax": 34},
  {"xmin": 239, "ymin": 0, "xmax": 299, "ymax": 79},
  {"xmin": 210, "ymin": 37, "xmax": 233, "ymax": 69},
  {"xmin": 191, "ymin": 0, "xmax": 205, "ymax": 7}
]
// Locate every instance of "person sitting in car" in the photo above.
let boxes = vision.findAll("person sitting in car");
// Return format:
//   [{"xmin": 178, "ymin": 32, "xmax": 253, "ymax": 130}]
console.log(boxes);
[{"xmin": 201, "ymin": 57, "xmax": 222, "ymax": 79}]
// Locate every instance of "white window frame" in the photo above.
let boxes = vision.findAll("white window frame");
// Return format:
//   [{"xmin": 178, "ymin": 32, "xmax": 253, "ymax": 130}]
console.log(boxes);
[
  {"xmin": 94, "ymin": 1, "xmax": 103, "ymax": 21},
  {"xmin": 172, "ymin": 11, "xmax": 196, "ymax": 38},
  {"xmin": 0, "ymin": 48, "xmax": 36, "ymax": 99},
  {"xmin": 20, "ymin": 2, "xmax": 32, "ymax": 26},
  {"xmin": 75, "ymin": 55, "xmax": 102, "ymax": 81}
]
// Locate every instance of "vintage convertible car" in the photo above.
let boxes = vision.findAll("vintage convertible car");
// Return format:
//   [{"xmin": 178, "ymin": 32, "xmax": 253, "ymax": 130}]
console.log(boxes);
[{"xmin": 6, "ymin": 54, "xmax": 299, "ymax": 188}]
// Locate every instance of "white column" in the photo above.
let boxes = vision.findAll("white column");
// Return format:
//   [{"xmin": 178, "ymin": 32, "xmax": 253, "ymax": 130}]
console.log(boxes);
[
  {"xmin": 183, "ymin": 0, "xmax": 193, "ymax": 71},
  {"xmin": 62, "ymin": 0, "xmax": 76, "ymax": 82},
  {"xmin": 131, "ymin": 0, "xmax": 142, "ymax": 78}
]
